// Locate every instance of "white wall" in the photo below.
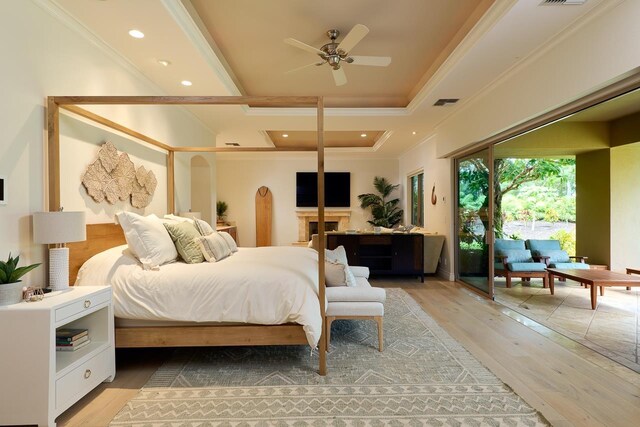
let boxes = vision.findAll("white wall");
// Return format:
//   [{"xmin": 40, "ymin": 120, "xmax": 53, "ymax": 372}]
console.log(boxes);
[
  {"xmin": 216, "ymin": 154, "xmax": 399, "ymax": 247},
  {"xmin": 398, "ymin": 139, "xmax": 454, "ymax": 280},
  {"xmin": 0, "ymin": 0, "xmax": 214, "ymax": 286}
]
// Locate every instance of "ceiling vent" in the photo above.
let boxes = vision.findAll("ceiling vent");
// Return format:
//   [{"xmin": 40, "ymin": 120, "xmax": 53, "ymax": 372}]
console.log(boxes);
[
  {"xmin": 540, "ymin": 0, "xmax": 587, "ymax": 5},
  {"xmin": 433, "ymin": 98, "xmax": 459, "ymax": 106},
  {"xmin": 225, "ymin": 142, "xmax": 240, "ymax": 146}
]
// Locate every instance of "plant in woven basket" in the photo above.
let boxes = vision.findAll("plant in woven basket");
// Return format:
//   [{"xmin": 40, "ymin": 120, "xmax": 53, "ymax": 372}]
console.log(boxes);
[{"xmin": 0, "ymin": 253, "xmax": 40, "ymax": 285}]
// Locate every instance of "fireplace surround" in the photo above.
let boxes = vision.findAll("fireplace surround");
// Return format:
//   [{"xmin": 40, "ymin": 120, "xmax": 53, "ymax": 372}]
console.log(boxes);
[{"xmin": 296, "ymin": 210, "xmax": 351, "ymax": 242}]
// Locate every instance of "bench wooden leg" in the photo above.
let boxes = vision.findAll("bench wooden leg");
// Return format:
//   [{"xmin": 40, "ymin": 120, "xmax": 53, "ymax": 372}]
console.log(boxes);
[
  {"xmin": 600, "ymin": 286, "xmax": 604, "ymax": 296},
  {"xmin": 506, "ymin": 274, "xmax": 512, "ymax": 288},
  {"xmin": 375, "ymin": 316, "xmax": 383, "ymax": 352},
  {"xmin": 325, "ymin": 317, "xmax": 334, "ymax": 348}
]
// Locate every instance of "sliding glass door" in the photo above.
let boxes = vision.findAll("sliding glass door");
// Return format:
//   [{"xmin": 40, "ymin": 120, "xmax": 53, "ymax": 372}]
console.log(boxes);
[{"xmin": 456, "ymin": 148, "xmax": 494, "ymax": 297}]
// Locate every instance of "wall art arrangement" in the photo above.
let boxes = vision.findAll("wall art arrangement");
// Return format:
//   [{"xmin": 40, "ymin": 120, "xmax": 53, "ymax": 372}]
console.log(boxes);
[{"xmin": 81, "ymin": 141, "xmax": 157, "ymax": 208}]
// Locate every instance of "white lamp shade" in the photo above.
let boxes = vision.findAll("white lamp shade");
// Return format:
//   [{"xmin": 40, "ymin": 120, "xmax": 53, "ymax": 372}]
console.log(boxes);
[
  {"xmin": 179, "ymin": 211, "xmax": 202, "ymax": 220},
  {"xmin": 33, "ymin": 211, "xmax": 86, "ymax": 244}
]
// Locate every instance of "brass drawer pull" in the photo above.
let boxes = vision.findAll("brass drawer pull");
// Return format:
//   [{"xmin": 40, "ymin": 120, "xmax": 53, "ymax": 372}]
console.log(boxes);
[
  {"xmin": 84, "ymin": 369, "xmax": 91, "ymax": 379},
  {"xmin": 84, "ymin": 300, "xmax": 91, "ymax": 309}
]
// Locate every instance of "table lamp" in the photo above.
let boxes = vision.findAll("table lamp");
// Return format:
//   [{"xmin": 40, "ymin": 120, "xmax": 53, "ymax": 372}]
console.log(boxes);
[{"xmin": 33, "ymin": 210, "xmax": 86, "ymax": 290}]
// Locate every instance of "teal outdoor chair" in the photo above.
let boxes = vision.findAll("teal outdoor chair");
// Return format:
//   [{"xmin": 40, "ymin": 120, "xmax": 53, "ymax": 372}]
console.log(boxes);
[
  {"xmin": 494, "ymin": 239, "xmax": 550, "ymax": 290},
  {"xmin": 525, "ymin": 240, "xmax": 589, "ymax": 276}
]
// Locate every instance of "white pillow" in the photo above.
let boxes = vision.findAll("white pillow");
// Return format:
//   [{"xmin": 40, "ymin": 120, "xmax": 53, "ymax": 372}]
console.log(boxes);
[
  {"xmin": 196, "ymin": 232, "xmax": 232, "ymax": 262},
  {"xmin": 325, "ymin": 246, "xmax": 357, "ymax": 287},
  {"xmin": 163, "ymin": 214, "xmax": 194, "ymax": 224},
  {"xmin": 193, "ymin": 218, "xmax": 215, "ymax": 236},
  {"xmin": 219, "ymin": 231, "xmax": 238, "ymax": 252},
  {"xmin": 117, "ymin": 212, "xmax": 178, "ymax": 270},
  {"xmin": 325, "ymin": 260, "xmax": 348, "ymax": 287}
]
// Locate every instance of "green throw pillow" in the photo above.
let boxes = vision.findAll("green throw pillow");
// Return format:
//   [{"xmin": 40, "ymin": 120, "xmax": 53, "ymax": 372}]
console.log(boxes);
[{"xmin": 163, "ymin": 222, "xmax": 205, "ymax": 264}]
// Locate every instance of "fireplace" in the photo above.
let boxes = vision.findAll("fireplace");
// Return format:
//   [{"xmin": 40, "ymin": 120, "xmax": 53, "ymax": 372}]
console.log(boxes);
[
  {"xmin": 309, "ymin": 221, "xmax": 339, "ymax": 237},
  {"xmin": 296, "ymin": 210, "xmax": 351, "ymax": 242}
]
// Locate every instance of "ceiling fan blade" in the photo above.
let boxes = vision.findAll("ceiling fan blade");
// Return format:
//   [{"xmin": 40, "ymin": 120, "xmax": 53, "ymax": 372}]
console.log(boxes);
[
  {"xmin": 332, "ymin": 67, "xmax": 347, "ymax": 86},
  {"xmin": 349, "ymin": 55, "xmax": 391, "ymax": 67},
  {"xmin": 285, "ymin": 62, "xmax": 324, "ymax": 74},
  {"xmin": 337, "ymin": 24, "xmax": 369, "ymax": 54},
  {"xmin": 284, "ymin": 38, "xmax": 324, "ymax": 56}
]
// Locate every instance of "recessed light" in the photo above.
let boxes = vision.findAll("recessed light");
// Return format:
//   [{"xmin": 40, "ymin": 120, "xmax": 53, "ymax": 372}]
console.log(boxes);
[
  {"xmin": 181, "ymin": 80, "xmax": 192, "ymax": 86},
  {"xmin": 360, "ymin": 133, "xmax": 367, "ymax": 137},
  {"xmin": 157, "ymin": 59, "xmax": 171, "ymax": 67},
  {"xmin": 412, "ymin": 131, "xmax": 417, "ymax": 135},
  {"xmin": 282, "ymin": 134, "xmax": 289, "ymax": 138},
  {"xmin": 128, "ymin": 29, "xmax": 145, "ymax": 39}
]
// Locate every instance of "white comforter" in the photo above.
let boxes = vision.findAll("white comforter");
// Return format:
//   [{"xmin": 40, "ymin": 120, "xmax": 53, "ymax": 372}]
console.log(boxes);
[{"xmin": 76, "ymin": 245, "xmax": 321, "ymax": 347}]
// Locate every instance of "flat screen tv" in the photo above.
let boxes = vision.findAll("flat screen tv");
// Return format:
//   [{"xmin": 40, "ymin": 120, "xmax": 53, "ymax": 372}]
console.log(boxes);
[{"xmin": 296, "ymin": 172, "xmax": 350, "ymax": 207}]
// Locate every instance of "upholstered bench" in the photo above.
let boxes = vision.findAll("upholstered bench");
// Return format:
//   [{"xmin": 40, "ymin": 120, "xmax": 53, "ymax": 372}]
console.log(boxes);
[{"xmin": 325, "ymin": 266, "xmax": 386, "ymax": 351}]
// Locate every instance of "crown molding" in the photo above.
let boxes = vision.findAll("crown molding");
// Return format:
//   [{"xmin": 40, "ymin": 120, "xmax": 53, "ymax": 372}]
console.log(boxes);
[
  {"xmin": 161, "ymin": 0, "xmax": 241, "ymax": 96},
  {"xmin": 243, "ymin": 106, "xmax": 409, "ymax": 117}
]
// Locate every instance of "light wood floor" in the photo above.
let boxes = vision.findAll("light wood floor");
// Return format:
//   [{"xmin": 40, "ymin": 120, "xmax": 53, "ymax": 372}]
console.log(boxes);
[{"xmin": 58, "ymin": 279, "xmax": 640, "ymax": 427}]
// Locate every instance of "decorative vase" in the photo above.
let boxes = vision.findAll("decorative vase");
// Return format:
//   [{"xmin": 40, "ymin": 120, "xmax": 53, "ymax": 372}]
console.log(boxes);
[{"xmin": 0, "ymin": 282, "xmax": 24, "ymax": 306}]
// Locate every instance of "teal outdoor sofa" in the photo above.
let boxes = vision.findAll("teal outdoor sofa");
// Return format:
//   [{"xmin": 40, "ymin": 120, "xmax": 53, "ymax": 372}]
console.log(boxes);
[
  {"xmin": 525, "ymin": 239, "xmax": 589, "ymax": 272},
  {"xmin": 494, "ymin": 239, "xmax": 550, "ymax": 290}
]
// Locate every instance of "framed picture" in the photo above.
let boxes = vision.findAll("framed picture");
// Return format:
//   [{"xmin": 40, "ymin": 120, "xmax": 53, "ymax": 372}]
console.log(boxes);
[{"xmin": 0, "ymin": 175, "xmax": 6, "ymax": 205}]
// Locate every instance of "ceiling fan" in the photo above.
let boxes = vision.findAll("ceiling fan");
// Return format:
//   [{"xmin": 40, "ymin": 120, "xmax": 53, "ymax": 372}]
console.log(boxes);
[{"xmin": 284, "ymin": 24, "xmax": 391, "ymax": 86}]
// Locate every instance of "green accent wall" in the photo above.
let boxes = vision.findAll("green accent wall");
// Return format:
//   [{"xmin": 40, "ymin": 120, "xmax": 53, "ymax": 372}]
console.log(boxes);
[
  {"xmin": 610, "ymin": 142, "xmax": 640, "ymax": 271},
  {"xmin": 576, "ymin": 150, "xmax": 610, "ymax": 265}
]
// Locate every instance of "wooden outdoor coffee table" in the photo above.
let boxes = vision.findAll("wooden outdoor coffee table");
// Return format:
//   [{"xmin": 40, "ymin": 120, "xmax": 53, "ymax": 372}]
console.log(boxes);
[{"xmin": 547, "ymin": 268, "xmax": 640, "ymax": 310}]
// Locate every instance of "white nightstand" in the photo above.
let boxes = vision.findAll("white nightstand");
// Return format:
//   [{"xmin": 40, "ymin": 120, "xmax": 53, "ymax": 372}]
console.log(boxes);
[{"xmin": 0, "ymin": 286, "xmax": 115, "ymax": 426}]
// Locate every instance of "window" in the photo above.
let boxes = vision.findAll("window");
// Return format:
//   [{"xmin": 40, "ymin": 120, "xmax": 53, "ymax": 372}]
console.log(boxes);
[{"xmin": 409, "ymin": 172, "xmax": 424, "ymax": 226}]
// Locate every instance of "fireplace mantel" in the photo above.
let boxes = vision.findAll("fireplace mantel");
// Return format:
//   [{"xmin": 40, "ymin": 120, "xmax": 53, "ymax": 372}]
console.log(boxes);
[{"xmin": 296, "ymin": 210, "xmax": 351, "ymax": 242}]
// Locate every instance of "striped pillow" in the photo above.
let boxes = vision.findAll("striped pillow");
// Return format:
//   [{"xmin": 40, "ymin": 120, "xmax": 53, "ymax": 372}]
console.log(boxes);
[
  {"xmin": 219, "ymin": 231, "xmax": 238, "ymax": 252},
  {"xmin": 193, "ymin": 218, "xmax": 215, "ymax": 236},
  {"xmin": 196, "ymin": 232, "xmax": 232, "ymax": 262}
]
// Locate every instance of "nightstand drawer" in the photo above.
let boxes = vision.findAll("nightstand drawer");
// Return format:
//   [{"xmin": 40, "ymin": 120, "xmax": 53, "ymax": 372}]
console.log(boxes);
[
  {"xmin": 55, "ymin": 290, "xmax": 110, "ymax": 322},
  {"xmin": 55, "ymin": 347, "xmax": 112, "ymax": 412}
]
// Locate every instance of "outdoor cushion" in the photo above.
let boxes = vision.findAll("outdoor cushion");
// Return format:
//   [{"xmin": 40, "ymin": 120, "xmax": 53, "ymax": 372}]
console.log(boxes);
[
  {"xmin": 497, "ymin": 249, "xmax": 533, "ymax": 263},
  {"xmin": 495, "ymin": 239, "xmax": 526, "ymax": 252},
  {"xmin": 526, "ymin": 239, "xmax": 562, "ymax": 254},
  {"xmin": 507, "ymin": 262, "xmax": 547, "ymax": 272},
  {"xmin": 538, "ymin": 249, "xmax": 571, "ymax": 263},
  {"xmin": 551, "ymin": 262, "xmax": 590, "ymax": 270}
]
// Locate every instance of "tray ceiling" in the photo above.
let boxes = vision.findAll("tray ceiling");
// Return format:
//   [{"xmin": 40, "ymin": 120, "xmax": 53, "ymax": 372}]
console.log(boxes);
[{"xmin": 189, "ymin": 0, "xmax": 493, "ymax": 108}]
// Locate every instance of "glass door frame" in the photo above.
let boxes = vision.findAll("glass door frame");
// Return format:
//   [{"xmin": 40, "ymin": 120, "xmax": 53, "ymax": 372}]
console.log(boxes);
[{"xmin": 454, "ymin": 146, "xmax": 495, "ymax": 299}]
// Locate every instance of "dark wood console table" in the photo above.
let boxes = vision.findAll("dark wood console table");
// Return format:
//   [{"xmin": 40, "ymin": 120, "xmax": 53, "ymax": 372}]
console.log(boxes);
[{"xmin": 327, "ymin": 232, "xmax": 424, "ymax": 282}]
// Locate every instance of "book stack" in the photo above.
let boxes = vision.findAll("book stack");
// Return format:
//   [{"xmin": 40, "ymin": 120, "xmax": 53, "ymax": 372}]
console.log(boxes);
[{"xmin": 56, "ymin": 328, "xmax": 90, "ymax": 352}]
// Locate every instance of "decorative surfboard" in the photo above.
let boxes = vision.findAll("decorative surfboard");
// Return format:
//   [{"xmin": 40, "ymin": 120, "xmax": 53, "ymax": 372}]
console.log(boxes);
[{"xmin": 255, "ymin": 186, "xmax": 272, "ymax": 246}]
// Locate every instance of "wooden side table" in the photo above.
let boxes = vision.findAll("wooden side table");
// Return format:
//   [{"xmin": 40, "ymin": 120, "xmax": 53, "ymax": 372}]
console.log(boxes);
[
  {"xmin": 217, "ymin": 225, "xmax": 237, "ymax": 243},
  {"xmin": 0, "ymin": 286, "xmax": 115, "ymax": 426}
]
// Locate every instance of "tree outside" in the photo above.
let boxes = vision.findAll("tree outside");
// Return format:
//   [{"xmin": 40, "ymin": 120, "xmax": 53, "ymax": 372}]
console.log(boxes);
[{"xmin": 458, "ymin": 157, "xmax": 576, "ymax": 255}]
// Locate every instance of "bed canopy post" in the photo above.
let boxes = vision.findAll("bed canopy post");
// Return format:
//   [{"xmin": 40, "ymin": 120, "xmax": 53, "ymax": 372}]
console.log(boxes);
[
  {"xmin": 167, "ymin": 150, "xmax": 175, "ymax": 214},
  {"xmin": 47, "ymin": 96, "xmax": 61, "ymax": 211},
  {"xmin": 317, "ymin": 97, "xmax": 326, "ymax": 376}
]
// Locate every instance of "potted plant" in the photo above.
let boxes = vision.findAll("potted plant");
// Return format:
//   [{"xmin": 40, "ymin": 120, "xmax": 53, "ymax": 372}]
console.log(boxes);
[
  {"xmin": 358, "ymin": 176, "xmax": 404, "ymax": 228},
  {"xmin": 0, "ymin": 253, "xmax": 40, "ymax": 306},
  {"xmin": 216, "ymin": 200, "xmax": 228, "ymax": 225}
]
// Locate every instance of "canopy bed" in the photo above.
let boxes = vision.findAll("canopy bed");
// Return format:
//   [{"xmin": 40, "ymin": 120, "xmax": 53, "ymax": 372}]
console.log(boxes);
[{"xmin": 46, "ymin": 95, "xmax": 329, "ymax": 375}]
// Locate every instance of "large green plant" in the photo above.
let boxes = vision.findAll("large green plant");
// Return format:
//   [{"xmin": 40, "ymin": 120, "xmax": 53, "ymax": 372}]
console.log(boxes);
[
  {"xmin": 0, "ymin": 253, "xmax": 40, "ymax": 285},
  {"xmin": 358, "ymin": 176, "xmax": 404, "ymax": 228}
]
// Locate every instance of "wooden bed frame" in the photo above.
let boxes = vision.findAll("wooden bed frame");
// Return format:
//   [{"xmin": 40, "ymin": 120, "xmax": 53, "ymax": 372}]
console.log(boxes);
[{"xmin": 48, "ymin": 96, "xmax": 328, "ymax": 374}]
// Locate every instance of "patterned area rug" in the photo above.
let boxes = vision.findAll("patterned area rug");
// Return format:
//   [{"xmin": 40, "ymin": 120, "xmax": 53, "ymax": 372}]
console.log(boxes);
[{"xmin": 111, "ymin": 289, "xmax": 548, "ymax": 426}]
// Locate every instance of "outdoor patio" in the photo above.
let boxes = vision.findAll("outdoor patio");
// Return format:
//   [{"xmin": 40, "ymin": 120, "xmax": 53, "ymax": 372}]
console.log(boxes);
[{"xmin": 494, "ymin": 278, "xmax": 640, "ymax": 372}]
